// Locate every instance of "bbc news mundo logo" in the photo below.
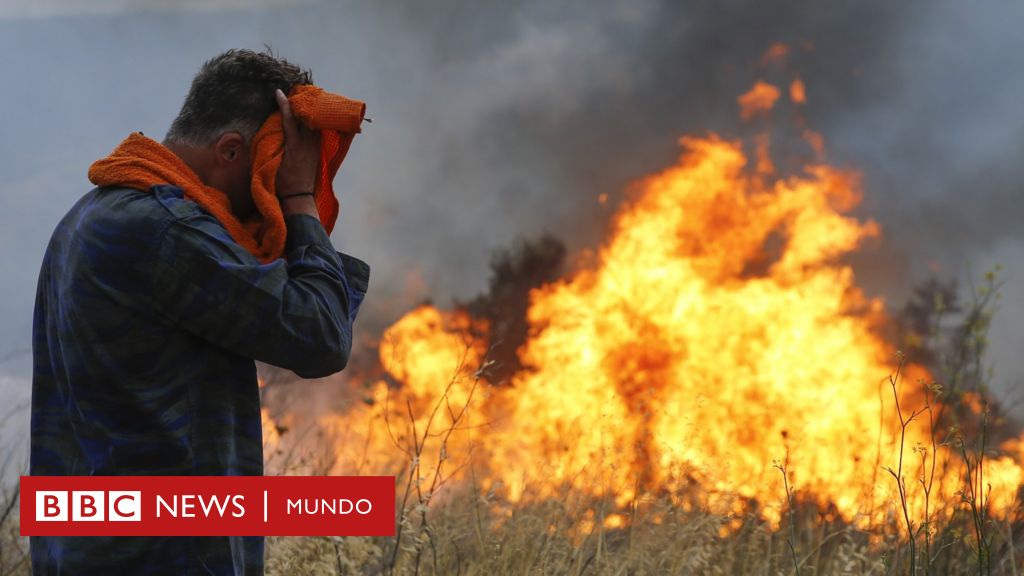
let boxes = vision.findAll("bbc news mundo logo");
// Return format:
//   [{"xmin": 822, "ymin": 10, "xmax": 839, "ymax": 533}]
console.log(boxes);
[
  {"xmin": 36, "ymin": 491, "xmax": 141, "ymax": 522},
  {"xmin": 22, "ymin": 476, "xmax": 394, "ymax": 537}
]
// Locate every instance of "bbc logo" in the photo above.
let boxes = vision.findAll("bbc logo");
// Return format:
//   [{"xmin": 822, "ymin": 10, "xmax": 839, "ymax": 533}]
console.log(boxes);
[{"xmin": 36, "ymin": 491, "xmax": 141, "ymax": 522}]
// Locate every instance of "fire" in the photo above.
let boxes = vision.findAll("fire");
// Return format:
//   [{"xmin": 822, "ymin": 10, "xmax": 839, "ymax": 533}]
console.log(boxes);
[
  {"xmin": 312, "ymin": 89, "xmax": 1024, "ymax": 532},
  {"xmin": 802, "ymin": 129, "xmax": 826, "ymax": 159},
  {"xmin": 790, "ymin": 78, "xmax": 806, "ymax": 104},
  {"xmin": 761, "ymin": 42, "xmax": 790, "ymax": 66},
  {"xmin": 737, "ymin": 81, "xmax": 781, "ymax": 120}
]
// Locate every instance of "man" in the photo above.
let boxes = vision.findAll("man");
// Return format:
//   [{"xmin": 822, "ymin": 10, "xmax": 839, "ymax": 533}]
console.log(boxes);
[{"xmin": 30, "ymin": 49, "xmax": 369, "ymax": 574}]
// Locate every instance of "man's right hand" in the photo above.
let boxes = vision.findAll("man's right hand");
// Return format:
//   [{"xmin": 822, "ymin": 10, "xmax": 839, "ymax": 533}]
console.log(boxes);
[{"xmin": 274, "ymin": 88, "xmax": 321, "ymax": 219}]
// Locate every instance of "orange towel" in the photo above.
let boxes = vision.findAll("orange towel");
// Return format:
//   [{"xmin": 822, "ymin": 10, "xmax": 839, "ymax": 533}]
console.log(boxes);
[{"xmin": 89, "ymin": 84, "xmax": 365, "ymax": 263}]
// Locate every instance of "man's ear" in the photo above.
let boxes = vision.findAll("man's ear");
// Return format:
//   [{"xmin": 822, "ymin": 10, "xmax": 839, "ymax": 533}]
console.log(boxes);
[{"xmin": 213, "ymin": 132, "xmax": 246, "ymax": 165}]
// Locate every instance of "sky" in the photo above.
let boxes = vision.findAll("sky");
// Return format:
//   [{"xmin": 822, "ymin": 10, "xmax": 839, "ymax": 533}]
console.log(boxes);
[{"xmin": 1, "ymin": 0, "xmax": 1022, "ymax": 467}]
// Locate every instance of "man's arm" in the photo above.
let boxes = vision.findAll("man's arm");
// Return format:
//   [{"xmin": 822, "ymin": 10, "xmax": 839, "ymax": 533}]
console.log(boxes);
[{"xmin": 148, "ymin": 209, "xmax": 369, "ymax": 378}]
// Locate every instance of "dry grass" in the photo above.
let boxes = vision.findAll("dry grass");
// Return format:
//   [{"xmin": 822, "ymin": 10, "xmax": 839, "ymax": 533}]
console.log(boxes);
[
  {"xmin": 260, "ymin": 452, "xmax": 1022, "ymax": 576},
  {"xmin": 0, "ymin": 480, "xmax": 27, "ymax": 576},
  {"xmin": 264, "ymin": 487, "xmax": 892, "ymax": 575}
]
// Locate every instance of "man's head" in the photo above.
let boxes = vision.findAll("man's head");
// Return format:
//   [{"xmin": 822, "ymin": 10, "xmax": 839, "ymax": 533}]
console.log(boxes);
[{"xmin": 164, "ymin": 49, "xmax": 312, "ymax": 216}]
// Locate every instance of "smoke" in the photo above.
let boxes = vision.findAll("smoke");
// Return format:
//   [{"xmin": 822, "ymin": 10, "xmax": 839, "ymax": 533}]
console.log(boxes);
[
  {"xmin": 0, "ymin": 0, "xmax": 313, "ymax": 20},
  {"xmin": 0, "ymin": 0, "xmax": 1021, "ymax": 417},
  {"xmin": 355, "ymin": 0, "xmax": 1024, "ymax": 402}
]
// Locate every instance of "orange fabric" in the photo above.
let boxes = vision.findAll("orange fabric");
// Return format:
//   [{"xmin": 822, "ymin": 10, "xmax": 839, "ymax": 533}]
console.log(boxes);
[
  {"xmin": 250, "ymin": 84, "xmax": 366, "ymax": 240},
  {"xmin": 88, "ymin": 84, "xmax": 365, "ymax": 263}
]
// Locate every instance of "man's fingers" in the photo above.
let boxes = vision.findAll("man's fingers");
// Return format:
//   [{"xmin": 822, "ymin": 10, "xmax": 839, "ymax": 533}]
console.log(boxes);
[
  {"xmin": 275, "ymin": 88, "xmax": 299, "ymax": 145},
  {"xmin": 275, "ymin": 88, "xmax": 293, "ymax": 120},
  {"xmin": 274, "ymin": 87, "xmax": 320, "ymax": 197}
]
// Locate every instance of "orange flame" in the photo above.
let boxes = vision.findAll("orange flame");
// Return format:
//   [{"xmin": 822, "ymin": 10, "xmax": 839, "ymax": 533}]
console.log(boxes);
[
  {"xmin": 803, "ymin": 129, "xmax": 826, "ymax": 159},
  {"xmin": 761, "ymin": 42, "xmax": 790, "ymax": 66},
  {"xmin": 738, "ymin": 81, "xmax": 781, "ymax": 120},
  {"xmin": 315, "ymin": 90, "xmax": 1024, "ymax": 532},
  {"xmin": 790, "ymin": 78, "xmax": 807, "ymax": 104}
]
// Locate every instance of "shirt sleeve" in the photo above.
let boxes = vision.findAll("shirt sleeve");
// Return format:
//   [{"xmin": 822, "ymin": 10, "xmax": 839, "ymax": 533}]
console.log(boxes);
[{"xmin": 147, "ymin": 212, "xmax": 370, "ymax": 379}]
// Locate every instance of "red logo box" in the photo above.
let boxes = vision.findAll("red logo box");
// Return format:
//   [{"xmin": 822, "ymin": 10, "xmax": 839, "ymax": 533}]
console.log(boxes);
[{"xmin": 21, "ymin": 476, "xmax": 395, "ymax": 536}]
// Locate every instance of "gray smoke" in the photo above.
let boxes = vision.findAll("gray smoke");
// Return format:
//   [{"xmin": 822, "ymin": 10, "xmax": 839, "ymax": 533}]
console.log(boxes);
[{"xmin": 0, "ymin": 0, "xmax": 1022, "ymax": 464}]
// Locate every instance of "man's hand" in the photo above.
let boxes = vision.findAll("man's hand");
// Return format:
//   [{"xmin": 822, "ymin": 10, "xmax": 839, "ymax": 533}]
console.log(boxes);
[{"xmin": 274, "ymin": 88, "xmax": 321, "ymax": 219}]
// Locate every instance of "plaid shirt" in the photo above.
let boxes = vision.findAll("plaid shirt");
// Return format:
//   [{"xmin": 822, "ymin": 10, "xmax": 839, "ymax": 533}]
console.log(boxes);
[{"xmin": 30, "ymin": 184, "xmax": 369, "ymax": 575}]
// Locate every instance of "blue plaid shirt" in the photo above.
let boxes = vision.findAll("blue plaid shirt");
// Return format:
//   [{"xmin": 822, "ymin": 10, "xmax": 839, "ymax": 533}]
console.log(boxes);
[{"xmin": 30, "ymin": 184, "xmax": 369, "ymax": 575}]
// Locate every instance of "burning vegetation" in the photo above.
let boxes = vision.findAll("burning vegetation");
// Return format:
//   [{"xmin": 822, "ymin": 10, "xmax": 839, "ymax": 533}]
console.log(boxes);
[{"xmin": 261, "ymin": 50, "xmax": 1023, "ymax": 574}]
